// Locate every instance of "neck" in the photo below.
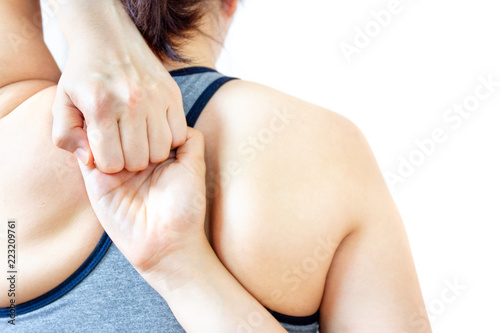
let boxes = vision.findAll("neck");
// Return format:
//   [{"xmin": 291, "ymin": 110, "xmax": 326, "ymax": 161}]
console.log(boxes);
[
  {"xmin": 163, "ymin": 12, "xmax": 230, "ymax": 72},
  {"xmin": 162, "ymin": 42, "xmax": 219, "ymax": 72}
]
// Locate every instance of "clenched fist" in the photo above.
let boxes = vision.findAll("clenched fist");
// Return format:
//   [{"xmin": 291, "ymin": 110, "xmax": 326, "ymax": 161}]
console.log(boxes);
[
  {"xmin": 50, "ymin": 0, "xmax": 187, "ymax": 173},
  {"xmin": 78, "ymin": 128, "xmax": 207, "ymax": 274}
]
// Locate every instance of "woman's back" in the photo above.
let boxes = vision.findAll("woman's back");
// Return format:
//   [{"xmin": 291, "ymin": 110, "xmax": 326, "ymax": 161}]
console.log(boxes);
[
  {"xmin": 0, "ymin": 63, "xmax": 429, "ymax": 333},
  {"xmin": 0, "ymin": 83, "xmax": 105, "ymax": 307},
  {"xmin": 0, "ymin": 68, "xmax": 337, "ymax": 332},
  {"xmin": 0, "ymin": 0, "xmax": 430, "ymax": 330}
]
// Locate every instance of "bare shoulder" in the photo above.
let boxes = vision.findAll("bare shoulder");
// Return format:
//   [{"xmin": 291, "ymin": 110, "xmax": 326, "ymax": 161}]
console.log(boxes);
[
  {"xmin": 200, "ymin": 79, "xmax": 362, "ymax": 144},
  {"xmin": 195, "ymin": 79, "xmax": 385, "ymax": 316},
  {"xmin": 198, "ymin": 79, "xmax": 373, "ymax": 182}
]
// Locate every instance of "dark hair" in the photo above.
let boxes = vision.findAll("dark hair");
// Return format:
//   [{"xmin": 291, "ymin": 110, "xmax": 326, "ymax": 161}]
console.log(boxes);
[{"xmin": 120, "ymin": 0, "xmax": 211, "ymax": 62}]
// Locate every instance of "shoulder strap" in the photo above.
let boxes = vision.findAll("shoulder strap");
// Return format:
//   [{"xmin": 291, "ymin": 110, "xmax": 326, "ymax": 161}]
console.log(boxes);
[
  {"xmin": 185, "ymin": 76, "xmax": 237, "ymax": 127},
  {"xmin": 170, "ymin": 67, "xmax": 238, "ymax": 127}
]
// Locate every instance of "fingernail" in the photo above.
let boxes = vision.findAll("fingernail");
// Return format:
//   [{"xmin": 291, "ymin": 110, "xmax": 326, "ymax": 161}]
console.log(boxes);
[{"xmin": 75, "ymin": 148, "xmax": 88, "ymax": 164}]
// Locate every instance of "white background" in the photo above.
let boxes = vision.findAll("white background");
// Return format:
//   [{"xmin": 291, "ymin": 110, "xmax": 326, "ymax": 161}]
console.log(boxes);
[{"xmin": 42, "ymin": 0, "xmax": 500, "ymax": 332}]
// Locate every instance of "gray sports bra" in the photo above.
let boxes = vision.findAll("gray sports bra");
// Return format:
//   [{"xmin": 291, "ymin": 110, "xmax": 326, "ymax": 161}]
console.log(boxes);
[{"xmin": 0, "ymin": 67, "xmax": 320, "ymax": 333}]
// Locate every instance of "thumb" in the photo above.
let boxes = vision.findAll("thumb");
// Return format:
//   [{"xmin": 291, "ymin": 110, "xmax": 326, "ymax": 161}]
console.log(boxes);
[
  {"xmin": 76, "ymin": 155, "xmax": 96, "ymax": 180},
  {"xmin": 52, "ymin": 88, "xmax": 94, "ymax": 165},
  {"xmin": 174, "ymin": 127, "xmax": 205, "ymax": 169}
]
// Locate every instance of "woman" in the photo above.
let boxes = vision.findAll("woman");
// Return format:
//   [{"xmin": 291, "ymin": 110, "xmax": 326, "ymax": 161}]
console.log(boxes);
[{"xmin": 0, "ymin": 0, "xmax": 431, "ymax": 332}]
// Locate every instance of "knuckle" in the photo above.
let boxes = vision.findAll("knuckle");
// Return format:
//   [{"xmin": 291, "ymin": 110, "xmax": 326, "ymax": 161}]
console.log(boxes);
[
  {"xmin": 52, "ymin": 133, "xmax": 66, "ymax": 148},
  {"xmin": 124, "ymin": 82, "xmax": 145, "ymax": 108},
  {"xmin": 150, "ymin": 149, "xmax": 170, "ymax": 163},
  {"xmin": 52, "ymin": 128, "xmax": 68, "ymax": 148},
  {"xmin": 88, "ymin": 110, "xmax": 116, "ymax": 134},
  {"xmin": 172, "ymin": 129, "xmax": 188, "ymax": 148},
  {"xmin": 113, "ymin": 87, "xmax": 145, "ymax": 120},
  {"xmin": 191, "ymin": 128, "xmax": 204, "ymax": 141},
  {"xmin": 169, "ymin": 85, "xmax": 182, "ymax": 102},
  {"xmin": 98, "ymin": 157, "xmax": 124, "ymax": 173},
  {"xmin": 162, "ymin": 81, "xmax": 181, "ymax": 101},
  {"xmin": 143, "ymin": 74, "xmax": 159, "ymax": 91},
  {"xmin": 165, "ymin": 130, "xmax": 174, "ymax": 148},
  {"xmin": 126, "ymin": 158, "xmax": 149, "ymax": 172},
  {"xmin": 87, "ymin": 95, "xmax": 111, "ymax": 119},
  {"xmin": 84, "ymin": 80, "xmax": 108, "ymax": 113}
]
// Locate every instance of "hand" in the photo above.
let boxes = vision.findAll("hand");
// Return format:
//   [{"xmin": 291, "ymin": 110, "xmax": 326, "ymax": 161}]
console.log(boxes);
[
  {"xmin": 78, "ymin": 128, "xmax": 207, "ymax": 273},
  {"xmin": 51, "ymin": 0, "xmax": 187, "ymax": 173},
  {"xmin": 79, "ymin": 128, "xmax": 290, "ymax": 333}
]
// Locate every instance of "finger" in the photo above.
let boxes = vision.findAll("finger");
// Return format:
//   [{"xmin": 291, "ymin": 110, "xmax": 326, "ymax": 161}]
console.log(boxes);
[
  {"xmin": 147, "ymin": 111, "xmax": 172, "ymax": 163},
  {"xmin": 52, "ymin": 89, "xmax": 93, "ymax": 165},
  {"xmin": 86, "ymin": 117, "xmax": 125, "ymax": 174},
  {"xmin": 120, "ymin": 115, "xmax": 150, "ymax": 171},
  {"xmin": 77, "ymin": 155, "xmax": 96, "ymax": 178},
  {"xmin": 77, "ymin": 158, "xmax": 157, "ymax": 224},
  {"xmin": 175, "ymin": 127, "xmax": 205, "ymax": 164},
  {"xmin": 166, "ymin": 94, "xmax": 188, "ymax": 149},
  {"xmin": 78, "ymin": 157, "xmax": 153, "ymax": 195}
]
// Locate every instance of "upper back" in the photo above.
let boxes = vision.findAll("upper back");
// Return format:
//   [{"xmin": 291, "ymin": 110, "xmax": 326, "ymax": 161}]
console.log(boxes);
[
  {"xmin": 0, "ymin": 68, "xmax": 337, "ymax": 332},
  {"xmin": 193, "ymin": 77, "xmax": 361, "ymax": 315},
  {"xmin": 196, "ymin": 78, "xmax": 430, "ymax": 333}
]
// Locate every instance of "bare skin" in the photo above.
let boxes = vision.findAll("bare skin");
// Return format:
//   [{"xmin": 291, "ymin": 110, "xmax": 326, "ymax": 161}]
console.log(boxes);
[{"xmin": 0, "ymin": 1, "xmax": 431, "ymax": 332}]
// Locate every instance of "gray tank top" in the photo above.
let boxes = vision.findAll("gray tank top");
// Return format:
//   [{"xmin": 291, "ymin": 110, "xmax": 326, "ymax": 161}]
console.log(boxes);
[{"xmin": 0, "ymin": 67, "xmax": 320, "ymax": 333}]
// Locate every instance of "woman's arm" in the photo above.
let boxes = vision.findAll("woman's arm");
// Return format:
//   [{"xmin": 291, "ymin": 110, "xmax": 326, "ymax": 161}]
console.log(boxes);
[
  {"xmin": 77, "ymin": 78, "xmax": 432, "ymax": 332},
  {"xmin": 77, "ymin": 128, "xmax": 288, "ymax": 332},
  {"xmin": 0, "ymin": 3, "xmax": 284, "ymax": 330},
  {"xmin": 0, "ymin": 0, "xmax": 61, "ymax": 118},
  {"xmin": 48, "ymin": 0, "xmax": 187, "ymax": 173},
  {"xmin": 0, "ymin": 0, "xmax": 187, "ymax": 172},
  {"xmin": 142, "ymin": 232, "xmax": 291, "ymax": 332},
  {"xmin": 187, "ymin": 80, "xmax": 432, "ymax": 332},
  {"xmin": 318, "ymin": 125, "xmax": 432, "ymax": 332}
]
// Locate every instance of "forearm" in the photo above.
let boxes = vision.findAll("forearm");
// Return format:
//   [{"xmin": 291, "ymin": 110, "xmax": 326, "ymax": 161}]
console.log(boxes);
[
  {"xmin": 142, "ymin": 236, "xmax": 288, "ymax": 333},
  {"xmin": 48, "ymin": 0, "xmax": 142, "ymax": 54}
]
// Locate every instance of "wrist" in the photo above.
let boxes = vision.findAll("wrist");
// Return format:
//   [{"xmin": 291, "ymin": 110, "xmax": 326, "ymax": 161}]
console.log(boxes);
[{"xmin": 138, "ymin": 233, "xmax": 216, "ymax": 296}]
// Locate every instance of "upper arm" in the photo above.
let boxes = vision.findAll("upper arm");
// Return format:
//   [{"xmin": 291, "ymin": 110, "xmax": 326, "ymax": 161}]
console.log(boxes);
[
  {"xmin": 318, "ymin": 127, "xmax": 431, "ymax": 332},
  {"xmin": 198, "ymin": 79, "xmax": 430, "ymax": 330},
  {"xmin": 0, "ymin": 0, "xmax": 60, "ymax": 117}
]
